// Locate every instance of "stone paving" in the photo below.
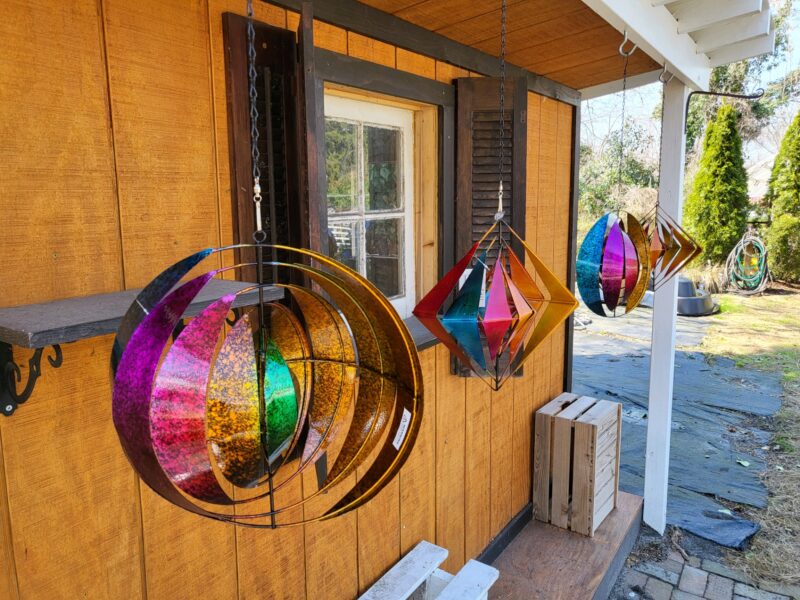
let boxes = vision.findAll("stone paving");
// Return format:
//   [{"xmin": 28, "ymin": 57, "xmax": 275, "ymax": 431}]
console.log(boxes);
[{"xmin": 615, "ymin": 549, "xmax": 800, "ymax": 600}]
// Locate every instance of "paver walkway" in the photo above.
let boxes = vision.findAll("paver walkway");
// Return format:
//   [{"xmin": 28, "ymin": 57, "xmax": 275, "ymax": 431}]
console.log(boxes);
[{"xmin": 616, "ymin": 548, "xmax": 800, "ymax": 600}]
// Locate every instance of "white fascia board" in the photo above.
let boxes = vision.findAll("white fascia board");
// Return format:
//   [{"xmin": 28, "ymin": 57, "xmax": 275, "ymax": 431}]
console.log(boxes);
[
  {"xmin": 580, "ymin": 69, "xmax": 663, "ymax": 99},
  {"xmin": 707, "ymin": 20, "xmax": 775, "ymax": 66},
  {"xmin": 671, "ymin": 0, "xmax": 762, "ymax": 34},
  {"xmin": 692, "ymin": 1, "xmax": 771, "ymax": 53},
  {"xmin": 581, "ymin": 0, "xmax": 711, "ymax": 90}
]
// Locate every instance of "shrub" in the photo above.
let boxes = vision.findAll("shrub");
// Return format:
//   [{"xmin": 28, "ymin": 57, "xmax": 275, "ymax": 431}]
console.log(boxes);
[
  {"xmin": 766, "ymin": 110, "xmax": 800, "ymax": 281},
  {"xmin": 766, "ymin": 214, "xmax": 800, "ymax": 281},
  {"xmin": 684, "ymin": 104, "xmax": 749, "ymax": 264}
]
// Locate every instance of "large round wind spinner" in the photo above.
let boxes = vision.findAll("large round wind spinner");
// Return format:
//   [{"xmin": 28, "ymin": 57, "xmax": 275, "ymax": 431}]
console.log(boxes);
[
  {"xmin": 414, "ymin": 222, "xmax": 578, "ymax": 391},
  {"xmin": 111, "ymin": 245, "xmax": 422, "ymax": 526}
]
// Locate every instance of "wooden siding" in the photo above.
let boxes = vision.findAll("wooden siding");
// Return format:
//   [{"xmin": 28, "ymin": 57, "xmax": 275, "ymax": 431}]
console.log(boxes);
[
  {"xmin": 0, "ymin": 1, "xmax": 574, "ymax": 598},
  {"xmin": 360, "ymin": 0, "xmax": 661, "ymax": 89}
]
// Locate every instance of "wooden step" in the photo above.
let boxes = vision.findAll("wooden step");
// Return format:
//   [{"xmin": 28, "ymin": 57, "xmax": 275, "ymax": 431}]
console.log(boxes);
[{"xmin": 437, "ymin": 559, "xmax": 499, "ymax": 600}]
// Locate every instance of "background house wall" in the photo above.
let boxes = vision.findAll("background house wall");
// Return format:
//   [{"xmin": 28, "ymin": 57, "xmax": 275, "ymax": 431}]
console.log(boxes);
[{"xmin": 0, "ymin": 1, "xmax": 574, "ymax": 598}]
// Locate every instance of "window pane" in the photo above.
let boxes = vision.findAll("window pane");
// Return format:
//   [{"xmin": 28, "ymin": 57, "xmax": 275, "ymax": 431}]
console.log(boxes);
[
  {"xmin": 366, "ymin": 218, "xmax": 403, "ymax": 298},
  {"xmin": 325, "ymin": 119, "xmax": 358, "ymax": 213},
  {"xmin": 327, "ymin": 221, "xmax": 359, "ymax": 272},
  {"xmin": 365, "ymin": 126, "xmax": 401, "ymax": 211}
]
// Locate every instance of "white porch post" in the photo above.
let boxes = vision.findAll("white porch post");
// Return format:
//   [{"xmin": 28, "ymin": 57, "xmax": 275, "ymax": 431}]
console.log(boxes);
[{"xmin": 644, "ymin": 76, "xmax": 690, "ymax": 533}]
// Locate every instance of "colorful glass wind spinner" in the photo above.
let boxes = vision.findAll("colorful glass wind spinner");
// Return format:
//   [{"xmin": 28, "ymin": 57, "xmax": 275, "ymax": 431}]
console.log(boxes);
[
  {"xmin": 642, "ymin": 205, "xmax": 702, "ymax": 290},
  {"xmin": 413, "ymin": 221, "xmax": 578, "ymax": 390},
  {"xmin": 111, "ymin": 244, "xmax": 422, "ymax": 526},
  {"xmin": 577, "ymin": 212, "xmax": 650, "ymax": 317},
  {"xmin": 576, "ymin": 208, "xmax": 702, "ymax": 316}
]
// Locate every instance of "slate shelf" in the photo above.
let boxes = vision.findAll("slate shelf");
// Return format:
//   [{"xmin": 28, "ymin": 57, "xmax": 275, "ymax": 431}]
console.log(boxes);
[
  {"xmin": 0, "ymin": 280, "xmax": 282, "ymax": 349},
  {"xmin": 0, "ymin": 281, "xmax": 438, "ymax": 351}
]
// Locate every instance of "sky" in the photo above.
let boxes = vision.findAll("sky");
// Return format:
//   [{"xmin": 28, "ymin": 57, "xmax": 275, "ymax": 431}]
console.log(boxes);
[{"xmin": 581, "ymin": 2, "xmax": 800, "ymax": 196}]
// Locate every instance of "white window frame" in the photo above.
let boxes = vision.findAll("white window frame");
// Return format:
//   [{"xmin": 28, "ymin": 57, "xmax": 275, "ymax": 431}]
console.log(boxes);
[{"xmin": 323, "ymin": 93, "xmax": 416, "ymax": 318}]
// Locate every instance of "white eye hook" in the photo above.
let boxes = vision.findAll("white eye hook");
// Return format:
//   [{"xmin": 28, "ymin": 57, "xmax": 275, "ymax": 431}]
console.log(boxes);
[{"xmin": 619, "ymin": 30, "xmax": 638, "ymax": 57}]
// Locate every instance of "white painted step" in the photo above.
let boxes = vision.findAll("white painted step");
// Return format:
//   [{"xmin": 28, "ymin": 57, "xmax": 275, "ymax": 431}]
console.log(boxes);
[
  {"xmin": 436, "ymin": 559, "xmax": 500, "ymax": 600},
  {"xmin": 358, "ymin": 541, "xmax": 448, "ymax": 600}
]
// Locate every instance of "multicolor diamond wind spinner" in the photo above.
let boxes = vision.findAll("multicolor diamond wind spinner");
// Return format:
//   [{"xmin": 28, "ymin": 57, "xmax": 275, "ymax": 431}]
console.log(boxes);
[
  {"xmin": 413, "ymin": 221, "xmax": 578, "ymax": 391},
  {"xmin": 577, "ymin": 212, "xmax": 651, "ymax": 317},
  {"xmin": 111, "ymin": 245, "xmax": 422, "ymax": 527},
  {"xmin": 641, "ymin": 205, "xmax": 702, "ymax": 290}
]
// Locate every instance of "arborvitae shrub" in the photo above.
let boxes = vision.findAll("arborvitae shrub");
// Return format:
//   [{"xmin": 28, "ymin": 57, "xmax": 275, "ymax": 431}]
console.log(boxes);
[
  {"xmin": 684, "ymin": 103, "xmax": 749, "ymax": 264},
  {"xmin": 765, "ymin": 110, "xmax": 800, "ymax": 281}
]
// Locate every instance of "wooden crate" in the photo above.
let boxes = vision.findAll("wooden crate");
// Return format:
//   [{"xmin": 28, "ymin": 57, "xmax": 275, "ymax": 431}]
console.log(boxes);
[{"xmin": 533, "ymin": 393, "xmax": 621, "ymax": 536}]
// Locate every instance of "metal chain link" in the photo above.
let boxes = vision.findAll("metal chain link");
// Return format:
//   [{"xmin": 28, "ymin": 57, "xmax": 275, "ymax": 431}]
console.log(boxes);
[
  {"xmin": 617, "ymin": 31, "xmax": 636, "ymax": 210},
  {"xmin": 247, "ymin": 0, "xmax": 265, "ymax": 240},
  {"xmin": 496, "ymin": 0, "xmax": 507, "ymax": 219}
]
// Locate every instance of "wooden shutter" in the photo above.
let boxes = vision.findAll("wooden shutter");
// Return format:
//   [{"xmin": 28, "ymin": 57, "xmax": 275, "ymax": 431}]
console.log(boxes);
[
  {"xmin": 455, "ymin": 77, "xmax": 527, "ymax": 260},
  {"xmin": 453, "ymin": 76, "xmax": 527, "ymax": 376},
  {"xmin": 222, "ymin": 5, "xmax": 321, "ymax": 280}
]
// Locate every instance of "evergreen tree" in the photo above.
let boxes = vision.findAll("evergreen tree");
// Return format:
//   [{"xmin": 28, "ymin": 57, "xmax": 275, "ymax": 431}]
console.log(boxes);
[
  {"xmin": 765, "ymin": 109, "xmax": 800, "ymax": 281},
  {"xmin": 684, "ymin": 103, "xmax": 749, "ymax": 264}
]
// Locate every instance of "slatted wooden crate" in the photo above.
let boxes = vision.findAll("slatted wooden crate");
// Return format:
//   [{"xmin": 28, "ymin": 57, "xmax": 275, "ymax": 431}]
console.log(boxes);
[{"xmin": 533, "ymin": 393, "xmax": 622, "ymax": 536}]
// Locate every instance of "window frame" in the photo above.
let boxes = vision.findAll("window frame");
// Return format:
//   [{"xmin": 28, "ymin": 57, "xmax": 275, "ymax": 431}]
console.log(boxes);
[{"xmin": 323, "ymin": 93, "xmax": 416, "ymax": 317}]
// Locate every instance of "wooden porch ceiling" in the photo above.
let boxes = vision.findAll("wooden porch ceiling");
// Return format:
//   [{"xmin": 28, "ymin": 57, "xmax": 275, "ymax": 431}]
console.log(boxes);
[{"xmin": 359, "ymin": 0, "xmax": 661, "ymax": 90}]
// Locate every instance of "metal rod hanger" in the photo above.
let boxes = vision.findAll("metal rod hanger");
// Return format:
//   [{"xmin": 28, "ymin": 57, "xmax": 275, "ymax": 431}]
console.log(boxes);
[{"xmin": 684, "ymin": 88, "xmax": 765, "ymax": 133}]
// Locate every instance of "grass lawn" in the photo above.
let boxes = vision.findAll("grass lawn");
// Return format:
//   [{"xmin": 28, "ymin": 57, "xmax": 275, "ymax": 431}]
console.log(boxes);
[{"xmin": 700, "ymin": 289, "xmax": 800, "ymax": 584}]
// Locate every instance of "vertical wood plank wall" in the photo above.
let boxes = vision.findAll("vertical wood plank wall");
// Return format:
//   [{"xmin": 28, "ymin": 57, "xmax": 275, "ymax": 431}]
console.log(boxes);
[{"xmin": 0, "ymin": 1, "xmax": 574, "ymax": 598}]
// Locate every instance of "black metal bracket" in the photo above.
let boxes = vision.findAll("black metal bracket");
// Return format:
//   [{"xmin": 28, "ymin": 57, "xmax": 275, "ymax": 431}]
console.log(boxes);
[
  {"xmin": 1, "ymin": 342, "xmax": 63, "ymax": 417},
  {"xmin": 684, "ymin": 88, "xmax": 765, "ymax": 133}
]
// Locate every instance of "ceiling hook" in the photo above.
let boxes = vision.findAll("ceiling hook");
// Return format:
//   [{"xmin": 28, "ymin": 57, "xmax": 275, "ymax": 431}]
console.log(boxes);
[
  {"xmin": 619, "ymin": 30, "xmax": 638, "ymax": 57},
  {"xmin": 659, "ymin": 64, "xmax": 673, "ymax": 84}
]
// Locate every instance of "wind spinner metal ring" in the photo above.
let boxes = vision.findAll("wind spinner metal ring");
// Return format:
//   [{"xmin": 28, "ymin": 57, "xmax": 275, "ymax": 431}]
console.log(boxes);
[
  {"xmin": 413, "ymin": 220, "xmax": 578, "ymax": 391},
  {"xmin": 111, "ymin": 244, "xmax": 422, "ymax": 527}
]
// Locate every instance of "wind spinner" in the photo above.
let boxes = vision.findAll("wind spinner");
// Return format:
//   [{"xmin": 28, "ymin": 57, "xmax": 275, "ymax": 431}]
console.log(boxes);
[
  {"xmin": 110, "ymin": 1, "xmax": 422, "ymax": 527},
  {"xmin": 412, "ymin": 0, "xmax": 578, "ymax": 391},
  {"xmin": 641, "ymin": 204, "xmax": 702, "ymax": 290},
  {"xmin": 577, "ymin": 212, "xmax": 650, "ymax": 317}
]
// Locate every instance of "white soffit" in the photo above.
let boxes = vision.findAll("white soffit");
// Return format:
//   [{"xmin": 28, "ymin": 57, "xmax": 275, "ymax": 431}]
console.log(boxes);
[{"xmin": 579, "ymin": 0, "xmax": 774, "ymax": 95}]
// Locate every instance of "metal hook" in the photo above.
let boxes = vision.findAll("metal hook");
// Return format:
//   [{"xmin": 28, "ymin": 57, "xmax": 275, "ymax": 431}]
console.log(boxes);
[
  {"xmin": 659, "ymin": 64, "xmax": 673, "ymax": 84},
  {"xmin": 619, "ymin": 30, "xmax": 638, "ymax": 57}
]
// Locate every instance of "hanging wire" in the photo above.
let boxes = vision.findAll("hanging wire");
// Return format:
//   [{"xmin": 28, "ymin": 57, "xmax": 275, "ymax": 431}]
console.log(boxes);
[
  {"xmin": 496, "ymin": 0, "xmax": 507, "ymax": 221},
  {"xmin": 616, "ymin": 31, "xmax": 636, "ymax": 210},
  {"xmin": 247, "ymin": 0, "xmax": 266, "ymax": 243}
]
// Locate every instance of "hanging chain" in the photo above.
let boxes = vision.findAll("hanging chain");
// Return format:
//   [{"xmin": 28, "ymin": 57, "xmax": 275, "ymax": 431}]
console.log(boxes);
[
  {"xmin": 617, "ymin": 31, "xmax": 636, "ymax": 210},
  {"xmin": 247, "ymin": 0, "xmax": 266, "ymax": 242},
  {"xmin": 496, "ymin": 0, "xmax": 507, "ymax": 220}
]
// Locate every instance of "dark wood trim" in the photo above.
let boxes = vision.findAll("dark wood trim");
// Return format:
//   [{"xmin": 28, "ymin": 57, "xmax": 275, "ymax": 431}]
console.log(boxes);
[
  {"xmin": 315, "ymin": 48, "xmax": 455, "ymax": 107},
  {"xmin": 477, "ymin": 502, "xmax": 532, "ymax": 565},
  {"xmin": 563, "ymin": 103, "xmax": 581, "ymax": 393},
  {"xmin": 260, "ymin": 0, "xmax": 581, "ymax": 106},
  {"xmin": 439, "ymin": 104, "xmax": 456, "ymax": 277},
  {"xmin": 298, "ymin": 2, "xmax": 327, "ymax": 253}
]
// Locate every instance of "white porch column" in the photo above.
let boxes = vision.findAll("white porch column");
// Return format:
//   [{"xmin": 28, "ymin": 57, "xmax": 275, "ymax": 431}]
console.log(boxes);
[{"xmin": 644, "ymin": 76, "xmax": 690, "ymax": 533}]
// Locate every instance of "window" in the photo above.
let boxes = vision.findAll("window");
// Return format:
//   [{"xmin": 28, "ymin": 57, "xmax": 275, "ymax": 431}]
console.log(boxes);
[{"xmin": 324, "ymin": 94, "xmax": 416, "ymax": 317}]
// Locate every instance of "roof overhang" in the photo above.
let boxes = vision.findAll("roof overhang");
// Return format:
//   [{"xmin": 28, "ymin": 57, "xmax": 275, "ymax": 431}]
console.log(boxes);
[{"xmin": 580, "ymin": 0, "xmax": 775, "ymax": 95}]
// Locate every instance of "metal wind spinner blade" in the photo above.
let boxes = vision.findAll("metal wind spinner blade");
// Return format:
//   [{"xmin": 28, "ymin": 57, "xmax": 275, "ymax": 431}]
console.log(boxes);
[
  {"xmin": 413, "ymin": 220, "xmax": 578, "ymax": 391},
  {"xmin": 641, "ymin": 205, "xmax": 702, "ymax": 290}
]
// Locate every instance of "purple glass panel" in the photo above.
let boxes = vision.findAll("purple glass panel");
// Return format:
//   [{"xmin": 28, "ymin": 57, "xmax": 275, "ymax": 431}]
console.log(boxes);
[{"xmin": 601, "ymin": 221, "xmax": 625, "ymax": 312}]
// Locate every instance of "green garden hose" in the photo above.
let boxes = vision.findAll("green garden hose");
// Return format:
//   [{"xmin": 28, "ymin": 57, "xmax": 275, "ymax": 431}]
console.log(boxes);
[{"xmin": 725, "ymin": 228, "xmax": 770, "ymax": 294}]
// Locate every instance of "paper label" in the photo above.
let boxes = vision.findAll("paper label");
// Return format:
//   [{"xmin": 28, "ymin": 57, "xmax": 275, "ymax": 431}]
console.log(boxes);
[{"xmin": 392, "ymin": 408, "xmax": 412, "ymax": 450}]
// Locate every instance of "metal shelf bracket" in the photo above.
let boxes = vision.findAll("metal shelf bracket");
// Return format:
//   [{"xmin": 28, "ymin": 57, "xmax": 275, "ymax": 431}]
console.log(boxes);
[{"xmin": 1, "ymin": 342, "xmax": 63, "ymax": 417}]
